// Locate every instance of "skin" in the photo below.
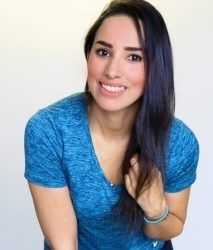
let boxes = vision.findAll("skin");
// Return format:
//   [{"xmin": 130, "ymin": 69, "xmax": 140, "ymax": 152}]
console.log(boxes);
[
  {"xmin": 87, "ymin": 15, "xmax": 145, "ymax": 115},
  {"xmin": 127, "ymin": 155, "xmax": 190, "ymax": 240},
  {"xmin": 87, "ymin": 14, "xmax": 146, "ymax": 145},
  {"xmin": 87, "ymin": 14, "xmax": 191, "ymax": 240},
  {"xmin": 28, "ymin": 183, "xmax": 78, "ymax": 250},
  {"xmin": 28, "ymin": 15, "xmax": 191, "ymax": 250}
]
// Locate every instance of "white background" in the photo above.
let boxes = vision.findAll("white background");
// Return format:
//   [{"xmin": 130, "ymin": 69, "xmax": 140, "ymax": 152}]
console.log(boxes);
[{"xmin": 0, "ymin": 0, "xmax": 212, "ymax": 249}]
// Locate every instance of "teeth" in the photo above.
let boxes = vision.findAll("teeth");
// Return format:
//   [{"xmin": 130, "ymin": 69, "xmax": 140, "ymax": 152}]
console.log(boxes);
[{"xmin": 101, "ymin": 83, "xmax": 126, "ymax": 93}]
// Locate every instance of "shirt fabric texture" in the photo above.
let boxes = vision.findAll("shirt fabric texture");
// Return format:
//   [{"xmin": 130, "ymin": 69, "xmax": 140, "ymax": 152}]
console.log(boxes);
[{"xmin": 24, "ymin": 92, "xmax": 199, "ymax": 250}]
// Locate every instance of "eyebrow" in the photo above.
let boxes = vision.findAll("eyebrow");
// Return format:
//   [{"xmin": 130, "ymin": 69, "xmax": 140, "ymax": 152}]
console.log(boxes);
[{"xmin": 95, "ymin": 40, "xmax": 142, "ymax": 51}]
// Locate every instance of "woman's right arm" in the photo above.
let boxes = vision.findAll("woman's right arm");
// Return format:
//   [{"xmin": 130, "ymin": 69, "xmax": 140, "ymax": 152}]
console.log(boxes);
[{"xmin": 28, "ymin": 182, "xmax": 78, "ymax": 250}]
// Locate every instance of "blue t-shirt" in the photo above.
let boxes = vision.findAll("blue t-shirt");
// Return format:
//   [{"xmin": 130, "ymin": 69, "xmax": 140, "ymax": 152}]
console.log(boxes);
[{"xmin": 24, "ymin": 92, "xmax": 199, "ymax": 250}]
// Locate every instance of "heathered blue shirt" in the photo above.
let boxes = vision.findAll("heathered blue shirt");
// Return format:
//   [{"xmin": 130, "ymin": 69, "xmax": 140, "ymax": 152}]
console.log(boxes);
[{"xmin": 24, "ymin": 92, "xmax": 199, "ymax": 250}]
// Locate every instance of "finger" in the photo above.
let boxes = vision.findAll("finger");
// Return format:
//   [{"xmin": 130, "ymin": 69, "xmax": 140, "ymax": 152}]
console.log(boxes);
[
  {"xmin": 130, "ymin": 158, "xmax": 140, "ymax": 185},
  {"xmin": 125, "ymin": 175, "xmax": 135, "ymax": 199},
  {"xmin": 130, "ymin": 153, "xmax": 139, "ymax": 163},
  {"xmin": 157, "ymin": 170, "xmax": 162, "ymax": 179},
  {"xmin": 152, "ymin": 169, "xmax": 162, "ymax": 184},
  {"xmin": 156, "ymin": 171, "xmax": 163, "ymax": 187},
  {"xmin": 130, "ymin": 156, "xmax": 138, "ymax": 166},
  {"xmin": 131, "ymin": 161, "xmax": 140, "ymax": 177},
  {"xmin": 128, "ymin": 167, "xmax": 137, "ymax": 189}
]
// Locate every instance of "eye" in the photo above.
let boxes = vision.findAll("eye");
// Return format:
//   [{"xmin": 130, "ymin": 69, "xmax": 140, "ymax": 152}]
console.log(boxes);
[
  {"xmin": 128, "ymin": 54, "xmax": 143, "ymax": 62},
  {"xmin": 96, "ymin": 48, "xmax": 110, "ymax": 57}
]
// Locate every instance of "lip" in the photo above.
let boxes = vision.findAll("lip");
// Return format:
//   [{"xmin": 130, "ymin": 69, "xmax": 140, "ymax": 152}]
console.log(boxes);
[
  {"xmin": 98, "ymin": 81, "xmax": 126, "ymax": 97},
  {"xmin": 99, "ymin": 81, "xmax": 127, "ymax": 88}
]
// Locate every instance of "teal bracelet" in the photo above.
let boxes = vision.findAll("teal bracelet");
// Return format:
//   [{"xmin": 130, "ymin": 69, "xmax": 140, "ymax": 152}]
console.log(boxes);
[{"xmin": 143, "ymin": 205, "xmax": 169, "ymax": 224}]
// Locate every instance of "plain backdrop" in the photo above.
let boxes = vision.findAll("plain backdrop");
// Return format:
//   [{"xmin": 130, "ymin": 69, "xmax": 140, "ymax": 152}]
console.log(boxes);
[{"xmin": 0, "ymin": 0, "xmax": 212, "ymax": 249}]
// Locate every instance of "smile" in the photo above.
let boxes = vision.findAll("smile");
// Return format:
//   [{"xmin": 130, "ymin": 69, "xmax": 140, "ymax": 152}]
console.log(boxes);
[{"xmin": 99, "ymin": 82, "xmax": 127, "ymax": 93}]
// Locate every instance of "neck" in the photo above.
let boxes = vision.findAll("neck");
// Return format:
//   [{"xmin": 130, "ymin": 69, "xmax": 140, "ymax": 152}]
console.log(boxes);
[{"xmin": 88, "ymin": 100, "xmax": 139, "ymax": 142}]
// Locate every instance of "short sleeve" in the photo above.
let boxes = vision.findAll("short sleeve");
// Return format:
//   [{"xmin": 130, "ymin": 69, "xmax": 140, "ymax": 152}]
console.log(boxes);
[
  {"xmin": 24, "ymin": 110, "xmax": 67, "ymax": 188},
  {"xmin": 164, "ymin": 119, "xmax": 199, "ymax": 193}
]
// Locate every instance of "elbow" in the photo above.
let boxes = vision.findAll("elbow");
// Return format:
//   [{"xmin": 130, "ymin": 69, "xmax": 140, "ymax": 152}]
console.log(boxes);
[
  {"xmin": 144, "ymin": 222, "xmax": 184, "ymax": 241},
  {"xmin": 157, "ymin": 223, "xmax": 184, "ymax": 241},
  {"xmin": 52, "ymin": 245, "xmax": 77, "ymax": 250},
  {"xmin": 172, "ymin": 223, "xmax": 184, "ymax": 239},
  {"xmin": 44, "ymin": 229, "xmax": 78, "ymax": 250},
  {"xmin": 158, "ymin": 229, "xmax": 183, "ymax": 241},
  {"xmin": 169, "ymin": 221, "xmax": 184, "ymax": 240},
  {"xmin": 46, "ymin": 238, "xmax": 78, "ymax": 250}
]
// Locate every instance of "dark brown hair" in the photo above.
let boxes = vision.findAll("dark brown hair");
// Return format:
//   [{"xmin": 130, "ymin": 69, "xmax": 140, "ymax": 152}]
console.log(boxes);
[{"xmin": 84, "ymin": 0, "xmax": 175, "ymax": 233}]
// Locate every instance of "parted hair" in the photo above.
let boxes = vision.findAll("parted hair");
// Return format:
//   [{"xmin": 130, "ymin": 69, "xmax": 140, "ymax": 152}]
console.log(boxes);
[{"xmin": 84, "ymin": 0, "xmax": 175, "ymax": 233}]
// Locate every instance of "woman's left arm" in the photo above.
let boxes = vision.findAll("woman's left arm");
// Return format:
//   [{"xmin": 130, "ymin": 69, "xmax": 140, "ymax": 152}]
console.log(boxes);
[
  {"xmin": 143, "ymin": 188, "xmax": 190, "ymax": 241},
  {"xmin": 125, "ymin": 158, "xmax": 191, "ymax": 241}
]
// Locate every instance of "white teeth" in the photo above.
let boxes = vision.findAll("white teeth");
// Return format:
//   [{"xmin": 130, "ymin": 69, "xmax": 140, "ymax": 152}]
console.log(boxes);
[{"xmin": 101, "ymin": 83, "xmax": 126, "ymax": 93}]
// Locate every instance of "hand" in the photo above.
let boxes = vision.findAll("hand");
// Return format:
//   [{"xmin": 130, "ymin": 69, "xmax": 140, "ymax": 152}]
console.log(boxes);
[{"xmin": 124, "ymin": 154, "xmax": 167, "ymax": 219}]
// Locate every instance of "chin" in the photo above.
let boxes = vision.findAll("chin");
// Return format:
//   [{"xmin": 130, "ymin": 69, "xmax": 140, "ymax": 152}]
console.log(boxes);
[{"xmin": 93, "ymin": 98, "xmax": 138, "ymax": 114}]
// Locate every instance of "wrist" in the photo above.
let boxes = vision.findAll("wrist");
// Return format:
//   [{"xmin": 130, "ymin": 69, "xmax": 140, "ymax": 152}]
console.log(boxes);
[
  {"xmin": 143, "ymin": 200, "xmax": 168, "ymax": 220},
  {"xmin": 144, "ymin": 205, "xmax": 169, "ymax": 224}
]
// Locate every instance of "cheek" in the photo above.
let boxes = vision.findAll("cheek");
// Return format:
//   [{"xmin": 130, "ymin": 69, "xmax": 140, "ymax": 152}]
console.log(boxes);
[
  {"xmin": 87, "ymin": 55, "xmax": 102, "ymax": 80},
  {"xmin": 126, "ymin": 66, "xmax": 146, "ymax": 87}
]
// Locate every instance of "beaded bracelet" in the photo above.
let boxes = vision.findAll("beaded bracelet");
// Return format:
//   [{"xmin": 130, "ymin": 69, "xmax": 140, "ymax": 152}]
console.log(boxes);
[{"xmin": 143, "ymin": 205, "xmax": 169, "ymax": 224}]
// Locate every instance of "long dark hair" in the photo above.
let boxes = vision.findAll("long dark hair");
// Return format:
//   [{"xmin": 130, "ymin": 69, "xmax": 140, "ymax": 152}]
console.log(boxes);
[{"xmin": 84, "ymin": 0, "xmax": 175, "ymax": 233}]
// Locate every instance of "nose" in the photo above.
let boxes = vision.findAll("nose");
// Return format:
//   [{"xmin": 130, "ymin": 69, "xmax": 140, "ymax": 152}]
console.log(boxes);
[{"xmin": 104, "ymin": 57, "xmax": 122, "ymax": 79}]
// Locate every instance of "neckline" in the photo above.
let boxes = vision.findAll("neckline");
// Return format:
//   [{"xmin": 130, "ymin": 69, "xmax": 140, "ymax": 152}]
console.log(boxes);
[{"xmin": 83, "ymin": 104, "xmax": 124, "ymax": 190}]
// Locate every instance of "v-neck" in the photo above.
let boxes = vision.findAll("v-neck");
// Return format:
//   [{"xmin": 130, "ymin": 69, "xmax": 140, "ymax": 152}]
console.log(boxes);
[{"xmin": 83, "ymin": 105, "xmax": 124, "ymax": 191}]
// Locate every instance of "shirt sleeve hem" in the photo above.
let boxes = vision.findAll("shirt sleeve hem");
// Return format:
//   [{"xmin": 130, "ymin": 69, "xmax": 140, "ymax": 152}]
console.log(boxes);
[
  {"xmin": 24, "ymin": 174, "xmax": 67, "ymax": 189},
  {"xmin": 164, "ymin": 176, "xmax": 196, "ymax": 193}
]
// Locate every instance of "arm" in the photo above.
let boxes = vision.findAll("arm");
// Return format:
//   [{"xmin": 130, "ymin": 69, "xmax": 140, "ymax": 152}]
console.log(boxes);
[
  {"xmin": 28, "ymin": 182, "xmax": 78, "ymax": 250},
  {"xmin": 125, "ymin": 158, "xmax": 192, "ymax": 241},
  {"xmin": 143, "ymin": 188, "xmax": 190, "ymax": 240},
  {"xmin": 125, "ymin": 124, "xmax": 199, "ymax": 241}
]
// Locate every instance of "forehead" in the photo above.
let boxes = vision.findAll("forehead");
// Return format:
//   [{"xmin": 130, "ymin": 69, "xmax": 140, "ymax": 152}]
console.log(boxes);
[{"xmin": 94, "ymin": 15, "xmax": 143, "ymax": 47}]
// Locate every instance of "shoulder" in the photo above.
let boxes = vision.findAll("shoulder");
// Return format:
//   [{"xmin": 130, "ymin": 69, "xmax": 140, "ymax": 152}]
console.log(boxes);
[
  {"xmin": 44, "ymin": 92, "xmax": 86, "ymax": 115},
  {"xmin": 164, "ymin": 117, "xmax": 200, "ymax": 192},
  {"xmin": 168, "ymin": 117, "xmax": 199, "ymax": 156},
  {"xmin": 25, "ymin": 92, "xmax": 87, "ymax": 132}
]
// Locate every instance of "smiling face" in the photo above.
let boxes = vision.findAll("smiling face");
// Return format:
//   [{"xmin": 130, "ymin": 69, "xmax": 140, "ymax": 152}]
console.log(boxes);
[{"xmin": 87, "ymin": 14, "xmax": 146, "ymax": 113}]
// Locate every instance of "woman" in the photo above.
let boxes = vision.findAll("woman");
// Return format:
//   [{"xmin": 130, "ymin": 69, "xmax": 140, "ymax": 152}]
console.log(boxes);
[{"xmin": 24, "ymin": 0, "xmax": 199, "ymax": 249}]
